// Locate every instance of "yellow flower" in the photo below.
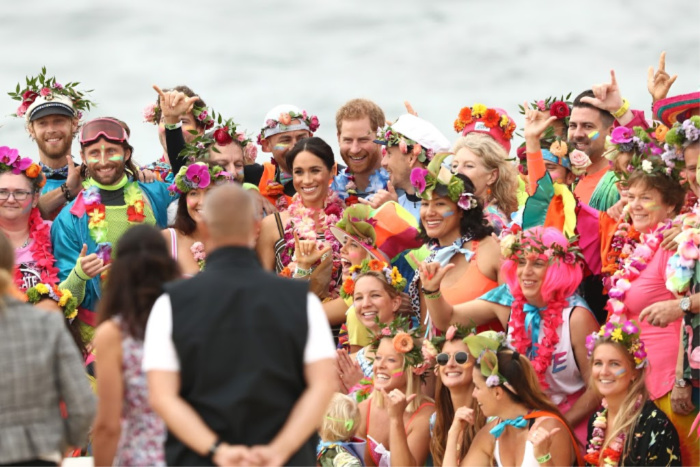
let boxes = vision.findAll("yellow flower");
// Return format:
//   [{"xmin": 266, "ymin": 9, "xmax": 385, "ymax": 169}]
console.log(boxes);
[
  {"xmin": 35, "ymin": 283, "xmax": 49, "ymax": 295},
  {"xmin": 58, "ymin": 289, "xmax": 73, "ymax": 307},
  {"xmin": 65, "ymin": 308, "xmax": 78, "ymax": 320},
  {"xmin": 472, "ymin": 103, "xmax": 487, "ymax": 118},
  {"xmin": 610, "ymin": 328, "xmax": 623, "ymax": 342},
  {"xmin": 499, "ymin": 115, "xmax": 509, "ymax": 128}
]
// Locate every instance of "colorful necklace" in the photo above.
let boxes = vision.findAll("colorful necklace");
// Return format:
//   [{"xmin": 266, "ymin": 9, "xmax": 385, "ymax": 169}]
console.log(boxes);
[
  {"xmin": 333, "ymin": 167, "xmax": 390, "ymax": 206},
  {"xmin": 83, "ymin": 177, "xmax": 147, "ymax": 262},
  {"xmin": 584, "ymin": 397, "xmax": 641, "ymax": 466},
  {"xmin": 602, "ymin": 222, "xmax": 641, "ymax": 287},
  {"xmin": 280, "ymin": 191, "xmax": 345, "ymax": 296},
  {"xmin": 12, "ymin": 207, "xmax": 59, "ymax": 291},
  {"xmin": 606, "ymin": 222, "xmax": 669, "ymax": 322}
]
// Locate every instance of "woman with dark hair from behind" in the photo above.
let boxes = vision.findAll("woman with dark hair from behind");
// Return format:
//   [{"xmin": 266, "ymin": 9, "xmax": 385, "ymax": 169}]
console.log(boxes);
[
  {"xmin": 92, "ymin": 224, "xmax": 180, "ymax": 466},
  {"xmin": 0, "ymin": 231, "xmax": 95, "ymax": 466}
]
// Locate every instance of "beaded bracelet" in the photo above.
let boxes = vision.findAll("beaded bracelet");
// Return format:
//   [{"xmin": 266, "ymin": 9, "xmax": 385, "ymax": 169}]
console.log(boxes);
[
  {"xmin": 536, "ymin": 452, "xmax": 552, "ymax": 464},
  {"xmin": 612, "ymin": 98, "xmax": 630, "ymax": 119}
]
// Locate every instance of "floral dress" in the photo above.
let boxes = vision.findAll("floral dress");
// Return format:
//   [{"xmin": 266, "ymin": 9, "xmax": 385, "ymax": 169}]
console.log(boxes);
[{"xmin": 112, "ymin": 317, "xmax": 166, "ymax": 466}]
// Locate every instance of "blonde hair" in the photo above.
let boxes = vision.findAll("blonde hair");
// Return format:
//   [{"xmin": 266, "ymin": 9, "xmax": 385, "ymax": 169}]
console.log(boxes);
[
  {"xmin": 373, "ymin": 337, "xmax": 432, "ymax": 413},
  {"xmin": 0, "ymin": 232, "xmax": 15, "ymax": 309},
  {"xmin": 452, "ymin": 133, "xmax": 519, "ymax": 217},
  {"xmin": 320, "ymin": 393, "xmax": 361, "ymax": 442},
  {"xmin": 589, "ymin": 341, "xmax": 648, "ymax": 460}
]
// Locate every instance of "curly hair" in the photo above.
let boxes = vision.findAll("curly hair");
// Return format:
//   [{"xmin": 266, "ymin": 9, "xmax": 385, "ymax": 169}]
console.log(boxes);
[
  {"xmin": 419, "ymin": 173, "xmax": 494, "ymax": 243},
  {"xmin": 452, "ymin": 133, "xmax": 519, "ymax": 218},
  {"xmin": 97, "ymin": 225, "xmax": 180, "ymax": 340},
  {"xmin": 626, "ymin": 170, "xmax": 687, "ymax": 216},
  {"xmin": 335, "ymin": 98, "xmax": 386, "ymax": 133}
]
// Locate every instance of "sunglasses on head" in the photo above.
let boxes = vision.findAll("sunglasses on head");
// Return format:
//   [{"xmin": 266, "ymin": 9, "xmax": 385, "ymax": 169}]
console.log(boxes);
[
  {"xmin": 79, "ymin": 118, "xmax": 129, "ymax": 146},
  {"xmin": 436, "ymin": 351, "xmax": 469, "ymax": 366}
]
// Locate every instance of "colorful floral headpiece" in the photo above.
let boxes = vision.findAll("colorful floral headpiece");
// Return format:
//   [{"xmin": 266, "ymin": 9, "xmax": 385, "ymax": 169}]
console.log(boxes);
[
  {"xmin": 453, "ymin": 104, "xmax": 517, "ymax": 140},
  {"xmin": 518, "ymin": 94, "xmax": 573, "ymax": 121},
  {"xmin": 370, "ymin": 315, "xmax": 429, "ymax": 376},
  {"xmin": 585, "ymin": 320, "xmax": 648, "ymax": 369},
  {"xmin": 0, "ymin": 146, "xmax": 46, "ymax": 189},
  {"xmin": 422, "ymin": 322, "xmax": 477, "ymax": 363},
  {"xmin": 409, "ymin": 153, "xmax": 476, "ymax": 211},
  {"xmin": 257, "ymin": 109, "xmax": 320, "ymax": 144},
  {"xmin": 612, "ymin": 125, "xmax": 685, "ymax": 182},
  {"xmin": 340, "ymin": 258, "xmax": 406, "ymax": 300},
  {"xmin": 9, "ymin": 67, "xmax": 93, "ymax": 120},
  {"xmin": 26, "ymin": 283, "xmax": 78, "ymax": 320},
  {"xmin": 539, "ymin": 132, "xmax": 591, "ymax": 176},
  {"xmin": 500, "ymin": 229, "xmax": 584, "ymax": 266},
  {"xmin": 177, "ymin": 111, "xmax": 256, "ymax": 163},
  {"xmin": 607, "ymin": 126, "xmax": 664, "ymax": 159},
  {"xmin": 464, "ymin": 331, "xmax": 516, "ymax": 390},
  {"xmin": 374, "ymin": 125, "xmax": 435, "ymax": 163},
  {"xmin": 168, "ymin": 162, "xmax": 233, "ymax": 195},
  {"xmin": 664, "ymin": 115, "xmax": 700, "ymax": 148}
]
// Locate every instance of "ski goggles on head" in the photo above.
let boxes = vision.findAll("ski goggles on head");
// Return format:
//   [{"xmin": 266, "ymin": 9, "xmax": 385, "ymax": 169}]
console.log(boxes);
[
  {"xmin": 436, "ymin": 351, "xmax": 469, "ymax": 366},
  {"xmin": 79, "ymin": 118, "xmax": 129, "ymax": 146}
]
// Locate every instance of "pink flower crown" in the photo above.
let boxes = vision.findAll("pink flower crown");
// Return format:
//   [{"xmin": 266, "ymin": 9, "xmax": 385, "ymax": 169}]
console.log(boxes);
[
  {"xmin": 374, "ymin": 126, "xmax": 435, "ymax": 163},
  {"xmin": 370, "ymin": 316, "xmax": 430, "ymax": 377},
  {"xmin": 168, "ymin": 162, "xmax": 233, "ymax": 195},
  {"xmin": 9, "ymin": 67, "xmax": 93, "ymax": 119},
  {"xmin": 178, "ymin": 111, "xmax": 256, "ymax": 163},
  {"xmin": 500, "ymin": 230, "xmax": 583, "ymax": 266},
  {"xmin": 0, "ymin": 146, "xmax": 46, "ymax": 189},
  {"xmin": 518, "ymin": 94, "xmax": 572, "ymax": 121},
  {"xmin": 257, "ymin": 109, "xmax": 320, "ymax": 144},
  {"xmin": 586, "ymin": 320, "xmax": 648, "ymax": 369}
]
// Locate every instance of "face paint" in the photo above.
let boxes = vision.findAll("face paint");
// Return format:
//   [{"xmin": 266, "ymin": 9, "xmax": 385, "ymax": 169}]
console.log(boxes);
[
  {"xmin": 642, "ymin": 201, "xmax": 661, "ymax": 211},
  {"xmin": 588, "ymin": 131, "xmax": 599, "ymax": 141},
  {"xmin": 108, "ymin": 154, "xmax": 124, "ymax": 162},
  {"xmin": 273, "ymin": 143, "xmax": 291, "ymax": 152},
  {"xmin": 442, "ymin": 210, "xmax": 455, "ymax": 218},
  {"xmin": 614, "ymin": 368, "xmax": 626, "ymax": 377},
  {"xmin": 391, "ymin": 368, "xmax": 404, "ymax": 378}
]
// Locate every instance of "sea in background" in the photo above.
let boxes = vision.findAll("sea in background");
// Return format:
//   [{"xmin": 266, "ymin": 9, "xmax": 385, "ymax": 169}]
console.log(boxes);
[{"xmin": 0, "ymin": 0, "xmax": 699, "ymax": 165}]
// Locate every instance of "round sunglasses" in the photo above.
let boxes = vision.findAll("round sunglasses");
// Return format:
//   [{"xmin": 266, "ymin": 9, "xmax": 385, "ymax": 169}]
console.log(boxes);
[{"xmin": 436, "ymin": 351, "xmax": 470, "ymax": 366}]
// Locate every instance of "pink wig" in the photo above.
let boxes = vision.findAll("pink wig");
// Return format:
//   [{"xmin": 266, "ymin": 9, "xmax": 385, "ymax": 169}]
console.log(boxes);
[{"xmin": 501, "ymin": 227, "xmax": 583, "ymax": 304}]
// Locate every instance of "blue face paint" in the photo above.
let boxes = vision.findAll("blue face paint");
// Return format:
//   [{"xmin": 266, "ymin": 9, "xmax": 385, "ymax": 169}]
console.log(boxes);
[
  {"xmin": 615, "ymin": 368, "xmax": 626, "ymax": 376},
  {"xmin": 443, "ymin": 210, "xmax": 455, "ymax": 218}
]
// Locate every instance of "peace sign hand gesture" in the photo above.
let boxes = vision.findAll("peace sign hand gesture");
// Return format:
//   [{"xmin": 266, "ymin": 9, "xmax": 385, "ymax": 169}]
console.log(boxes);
[{"xmin": 152, "ymin": 84, "xmax": 200, "ymax": 125}]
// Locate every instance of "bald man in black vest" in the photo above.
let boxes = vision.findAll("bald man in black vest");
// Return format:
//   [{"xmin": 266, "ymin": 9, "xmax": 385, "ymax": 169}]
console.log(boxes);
[{"xmin": 144, "ymin": 184, "xmax": 336, "ymax": 466}]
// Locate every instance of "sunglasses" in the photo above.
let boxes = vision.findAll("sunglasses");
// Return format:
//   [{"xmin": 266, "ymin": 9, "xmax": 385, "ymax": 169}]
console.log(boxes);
[
  {"xmin": 79, "ymin": 118, "xmax": 129, "ymax": 146},
  {"xmin": 436, "ymin": 351, "xmax": 469, "ymax": 366}
]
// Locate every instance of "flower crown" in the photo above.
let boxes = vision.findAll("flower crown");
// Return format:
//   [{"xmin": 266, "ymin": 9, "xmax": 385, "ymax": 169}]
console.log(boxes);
[
  {"xmin": 370, "ymin": 315, "xmax": 429, "ymax": 376},
  {"xmin": 0, "ymin": 146, "xmax": 46, "ymax": 189},
  {"xmin": 9, "ymin": 67, "xmax": 93, "ymax": 119},
  {"xmin": 616, "ymin": 125, "xmax": 684, "ymax": 183},
  {"xmin": 339, "ymin": 258, "xmax": 406, "ymax": 300},
  {"xmin": 410, "ymin": 153, "xmax": 476, "ymax": 212},
  {"xmin": 375, "ymin": 126, "xmax": 434, "ymax": 163},
  {"xmin": 453, "ymin": 103, "xmax": 517, "ymax": 140},
  {"xmin": 585, "ymin": 320, "xmax": 648, "ymax": 369},
  {"xmin": 422, "ymin": 323, "xmax": 477, "ymax": 363},
  {"xmin": 177, "ymin": 111, "xmax": 256, "ymax": 163},
  {"xmin": 464, "ymin": 331, "xmax": 517, "ymax": 390},
  {"xmin": 500, "ymin": 230, "xmax": 584, "ymax": 266},
  {"xmin": 664, "ymin": 115, "xmax": 700, "ymax": 148},
  {"xmin": 518, "ymin": 94, "xmax": 573, "ymax": 121},
  {"xmin": 168, "ymin": 162, "xmax": 233, "ymax": 195},
  {"xmin": 539, "ymin": 133, "xmax": 591, "ymax": 176},
  {"xmin": 26, "ymin": 283, "xmax": 78, "ymax": 320},
  {"xmin": 257, "ymin": 109, "xmax": 320, "ymax": 144}
]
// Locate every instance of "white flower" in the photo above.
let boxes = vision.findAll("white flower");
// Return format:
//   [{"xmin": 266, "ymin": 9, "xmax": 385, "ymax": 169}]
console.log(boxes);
[{"xmin": 641, "ymin": 160, "xmax": 654, "ymax": 174}]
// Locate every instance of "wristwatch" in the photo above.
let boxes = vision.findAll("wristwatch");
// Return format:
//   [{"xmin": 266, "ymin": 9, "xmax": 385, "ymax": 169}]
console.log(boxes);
[
  {"xmin": 675, "ymin": 378, "xmax": 689, "ymax": 388},
  {"xmin": 680, "ymin": 296, "xmax": 691, "ymax": 313}
]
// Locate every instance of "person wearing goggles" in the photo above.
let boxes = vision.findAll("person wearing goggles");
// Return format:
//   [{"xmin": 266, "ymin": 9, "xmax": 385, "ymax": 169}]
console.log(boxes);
[{"xmin": 50, "ymin": 113, "xmax": 186, "ymax": 338}]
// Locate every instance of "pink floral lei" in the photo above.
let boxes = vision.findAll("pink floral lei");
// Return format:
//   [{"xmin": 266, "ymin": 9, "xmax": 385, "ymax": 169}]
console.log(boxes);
[
  {"xmin": 13, "ymin": 207, "xmax": 59, "ymax": 291},
  {"xmin": 605, "ymin": 222, "xmax": 669, "ymax": 323},
  {"xmin": 280, "ymin": 191, "xmax": 344, "ymax": 296}
]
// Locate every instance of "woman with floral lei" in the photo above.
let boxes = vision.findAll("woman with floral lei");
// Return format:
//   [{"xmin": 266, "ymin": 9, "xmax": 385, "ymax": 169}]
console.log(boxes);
[
  {"xmin": 423, "ymin": 226, "xmax": 600, "ymax": 444},
  {"xmin": 257, "ymin": 137, "xmax": 345, "ymax": 303},
  {"xmin": 424, "ymin": 323, "xmax": 486, "ymax": 466},
  {"xmin": 584, "ymin": 320, "xmax": 680, "ymax": 466},
  {"xmin": 335, "ymin": 259, "xmax": 407, "ymax": 397},
  {"xmin": 163, "ymin": 162, "xmax": 234, "ymax": 276},
  {"xmin": 354, "ymin": 316, "xmax": 435, "ymax": 467},
  {"xmin": 406, "ymin": 152, "xmax": 501, "ymax": 336},
  {"xmin": 457, "ymin": 331, "xmax": 582, "ymax": 467}
]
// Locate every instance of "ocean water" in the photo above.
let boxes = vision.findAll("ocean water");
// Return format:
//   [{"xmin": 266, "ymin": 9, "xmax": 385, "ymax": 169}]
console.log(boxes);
[{"xmin": 0, "ymin": 0, "xmax": 698, "ymax": 165}]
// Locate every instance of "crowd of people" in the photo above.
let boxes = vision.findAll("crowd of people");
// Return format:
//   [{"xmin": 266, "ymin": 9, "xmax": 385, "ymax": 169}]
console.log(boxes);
[{"xmin": 0, "ymin": 51, "xmax": 699, "ymax": 466}]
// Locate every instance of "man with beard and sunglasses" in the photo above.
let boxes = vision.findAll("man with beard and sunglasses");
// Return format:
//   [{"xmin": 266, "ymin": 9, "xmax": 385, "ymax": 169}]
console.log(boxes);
[{"xmin": 51, "ymin": 102, "xmax": 190, "ymax": 336}]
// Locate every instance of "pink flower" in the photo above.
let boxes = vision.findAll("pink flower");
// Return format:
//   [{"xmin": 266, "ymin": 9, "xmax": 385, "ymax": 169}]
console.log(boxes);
[
  {"xmin": 381, "ymin": 327, "xmax": 392, "ymax": 336},
  {"xmin": 634, "ymin": 243, "xmax": 653, "ymax": 261},
  {"xmin": 142, "ymin": 103, "xmax": 157, "ymax": 123},
  {"xmin": 611, "ymin": 126, "xmax": 633, "ymax": 144},
  {"xmin": 0, "ymin": 146, "xmax": 19, "ymax": 165},
  {"xmin": 445, "ymin": 325, "xmax": 457, "ymax": 340},
  {"xmin": 399, "ymin": 140, "xmax": 408, "ymax": 154},
  {"xmin": 39, "ymin": 87, "xmax": 51, "ymax": 97},
  {"xmin": 569, "ymin": 149, "xmax": 591, "ymax": 171},
  {"xmin": 266, "ymin": 119, "xmax": 277, "ymax": 129},
  {"xmin": 679, "ymin": 240, "xmax": 699, "ymax": 260},
  {"xmin": 52, "ymin": 82, "xmax": 63, "ymax": 89},
  {"xmin": 244, "ymin": 144, "xmax": 258, "ymax": 164},
  {"xmin": 413, "ymin": 362, "xmax": 430, "ymax": 375},
  {"xmin": 186, "ymin": 163, "xmax": 211, "ymax": 189},
  {"xmin": 191, "ymin": 242, "xmax": 206, "ymax": 261},
  {"xmin": 16, "ymin": 104, "xmax": 28, "ymax": 117},
  {"xmin": 12, "ymin": 157, "xmax": 33, "ymax": 175},
  {"xmin": 279, "ymin": 113, "xmax": 292, "ymax": 125},
  {"xmin": 308, "ymin": 115, "xmax": 320, "ymax": 132},
  {"xmin": 236, "ymin": 132, "xmax": 246, "ymax": 142},
  {"xmin": 412, "ymin": 144, "xmax": 423, "ymax": 156},
  {"xmin": 563, "ymin": 252, "xmax": 576, "ymax": 264},
  {"xmin": 197, "ymin": 110, "xmax": 208, "ymax": 121},
  {"xmin": 537, "ymin": 100, "xmax": 546, "ymax": 111},
  {"xmin": 410, "ymin": 168, "xmax": 429, "ymax": 193}
]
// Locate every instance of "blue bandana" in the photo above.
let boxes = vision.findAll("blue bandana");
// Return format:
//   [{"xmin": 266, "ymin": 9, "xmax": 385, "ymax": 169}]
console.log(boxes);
[
  {"xmin": 489, "ymin": 415, "xmax": 528, "ymax": 438},
  {"xmin": 523, "ymin": 303, "xmax": 546, "ymax": 358}
]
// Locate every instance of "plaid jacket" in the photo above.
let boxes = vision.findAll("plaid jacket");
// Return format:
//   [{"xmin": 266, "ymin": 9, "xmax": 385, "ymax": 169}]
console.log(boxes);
[{"xmin": 0, "ymin": 299, "xmax": 95, "ymax": 464}]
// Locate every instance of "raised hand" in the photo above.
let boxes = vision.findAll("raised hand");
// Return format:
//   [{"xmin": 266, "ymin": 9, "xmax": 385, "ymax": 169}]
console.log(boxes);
[
  {"xmin": 337, "ymin": 348, "xmax": 364, "ymax": 392},
  {"xmin": 449, "ymin": 406, "xmax": 475, "ymax": 434},
  {"xmin": 404, "ymin": 100, "xmax": 418, "ymax": 116},
  {"xmin": 65, "ymin": 155, "xmax": 83, "ymax": 198},
  {"xmin": 78, "ymin": 243, "xmax": 110, "ymax": 279},
  {"xmin": 523, "ymin": 102, "xmax": 557, "ymax": 143},
  {"xmin": 528, "ymin": 420, "xmax": 560, "ymax": 461},
  {"xmin": 580, "ymin": 70, "xmax": 624, "ymax": 113},
  {"xmin": 153, "ymin": 84, "xmax": 200, "ymax": 125},
  {"xmin": 416, "ymin": 257, "xmax": 455, "ymax": 293},
  {"xmin": 648, "ymin": 51, "xmax": 677, "ymax": 104},
  {"xmin": 358, "ymin": 180, "xmax": 398, "ymax": 208},
  {"xmin": 381, "ymin": 388, "xmax": 415, "ymax": 420},
  {"xmin": 294, "ymin": 230, "xmax": 331, "ymax": 270}
]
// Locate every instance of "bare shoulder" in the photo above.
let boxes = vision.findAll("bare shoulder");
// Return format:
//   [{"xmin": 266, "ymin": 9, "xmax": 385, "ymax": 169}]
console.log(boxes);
[
  {"xmin": 94, "ymin": 320, "xmax": 122, "ymax": 354},
  {"xmin": 570, "ymin": 306, "xmax": 598, "ymax": 330}
]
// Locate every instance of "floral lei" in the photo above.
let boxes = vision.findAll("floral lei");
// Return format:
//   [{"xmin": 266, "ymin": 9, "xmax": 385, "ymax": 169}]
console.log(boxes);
[
  {"xmin": 279, "ymin": 191, "xmax": 344, "ymax": 296},
  {"xmin": 602, "ymin": 222, "xmax": 641, "ymax": 287},
  {"xmin": 26, "ymin": 283, "xmax": 78, "ymax": 320},
  {"xmin": 666, "ymin": 203, "xmax": 700, "ymax": 294},
  {"xmin": 605, "ymin": 222, "xmax": 669, "ymax": 323},
  {"xmin": 13, "ymin": 207, "xmax": 59, "ymax": 291},
  {"xmin": 584, "ymin": 397, "xmax": 641, "ymax": 466},
  {"xmin": 84, "ymin": 180, "xmax": 147, "ymax": 264},
  {"xmin": 332, "ymin": 167, "xmax": 390, "ymax": 206},
  {"xmin": 191, "ymin": 241, "xmax": 206, "ymax": 271}
]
